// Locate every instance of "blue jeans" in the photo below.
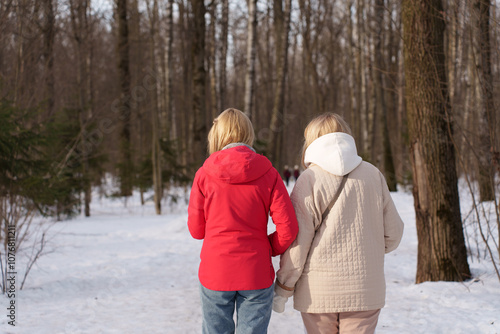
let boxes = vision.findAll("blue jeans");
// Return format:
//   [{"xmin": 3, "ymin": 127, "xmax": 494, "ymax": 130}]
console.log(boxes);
[{"xmin": 199, "ymin": 283, "xmax": 274, "ymax": 334}]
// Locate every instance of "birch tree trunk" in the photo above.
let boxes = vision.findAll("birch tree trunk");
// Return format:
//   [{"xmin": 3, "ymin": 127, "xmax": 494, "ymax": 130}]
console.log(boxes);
[
  {"xmin": 402, "ymin": 0, "xmax": 471, "ymax": 282},
  {"xmin": 243, "ymin": 0, "xmax": 257, "ymax": 119}
]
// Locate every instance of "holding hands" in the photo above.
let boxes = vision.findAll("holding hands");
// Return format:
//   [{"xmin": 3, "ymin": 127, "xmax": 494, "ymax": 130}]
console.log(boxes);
[{"xmin": 272, "ymin": 293, "xmax": 288, "ymax": 313}]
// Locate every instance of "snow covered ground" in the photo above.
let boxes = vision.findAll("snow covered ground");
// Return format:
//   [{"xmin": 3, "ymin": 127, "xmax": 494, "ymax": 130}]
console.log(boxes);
[{"xmin": 1, "ymin": 181, "xmax": 499, "ymax": 334}]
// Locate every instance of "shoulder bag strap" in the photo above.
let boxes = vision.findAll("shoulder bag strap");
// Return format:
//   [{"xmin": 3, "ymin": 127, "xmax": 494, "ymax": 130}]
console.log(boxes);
[
  {"xmin": 276, "ymin": 173, "xmax": 350, "ymax": 292},
  {"xmin": 317, "ymin": 173, "xmax": 349, "ymax": 230}
]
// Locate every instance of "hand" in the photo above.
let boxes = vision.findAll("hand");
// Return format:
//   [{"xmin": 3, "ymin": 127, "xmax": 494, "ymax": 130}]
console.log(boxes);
[{"xmin": 272, "ymin": 294, "xmax": 288, "ymax": 313}]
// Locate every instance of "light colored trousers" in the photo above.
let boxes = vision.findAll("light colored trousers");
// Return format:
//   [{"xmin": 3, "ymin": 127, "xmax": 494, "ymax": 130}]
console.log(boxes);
[{"xmin": 301, "ymin": 309, "xmax": 381, "ymax": 334}]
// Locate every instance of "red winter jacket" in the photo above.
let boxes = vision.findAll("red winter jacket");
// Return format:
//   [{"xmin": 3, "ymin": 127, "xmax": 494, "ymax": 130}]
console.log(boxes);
[{"xmin": 188, "ymin": 145, "xmax": 298, "ymax": 291}]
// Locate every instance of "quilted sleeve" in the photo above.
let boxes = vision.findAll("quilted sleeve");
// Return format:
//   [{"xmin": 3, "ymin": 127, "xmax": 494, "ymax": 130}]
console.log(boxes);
[
  {"xmin": 381, "ymin": 175, "xmax": 404, "ymax": 253},
  {"xmin": 187, "ymin": 169, "xmax": 206, "ymax": 240},
  {"xmin": 268, "ymin": 170, "xmax": 299, "ymax": 256},
  {"xmin": 275, "ymin": 171, "xmax": 319, "ymax": 298}
]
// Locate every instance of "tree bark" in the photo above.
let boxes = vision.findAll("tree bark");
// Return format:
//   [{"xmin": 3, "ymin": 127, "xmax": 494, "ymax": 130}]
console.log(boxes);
[
  {"xmin": 268, "ymin": 0, "xmax": 291, "ymax": 166},
  {"xmin": 116, "ymin": 0, "xmax": 133, "ymax": 197},
  {"xmin": 209, "ymin": 1, "xmax": 218, "ymax": 119},
  {"xmin": 243, "ymin": 0, "xmax": 257, "ymax": 119},
  {"xmin": 178, "ymin": 0, "xmax": 190, "ymax": 169},
  {"xmin": 164, "ymin": 0, "xmax": 175, "ymax": 142},
  {"xmin": 0, "ymin": 1, "xmax": 11, "ymax": 85},
  {"xmin": 41, "ymin": 0, "xmax": 55, "ymax": 120},
  {"xmin": 69, "ymin": 0, "xmax": 92, "ymax": 217},
  {"xmin": 219, "ymin": 0, "xmax": 229, "ymax": 110},
  {"xmin": 14, "ymin": 0, "xmax": 27, "ymax": 107},
  {"xmin": 374, "ymin": 0, "xmax": 397, "ymax": 191},
  {"xmin": 357, "ymin": 0, "xmax": 369, "ymax": 155},
  {"xmin": 471, "ymin": 0, "xmax": 496, "ymax": 202},
  {"xmin": 146, "ymin": 0, "xmax": 162, "ymax": 214},
  {"xmin": 190, "ymin": 0, "xmax": 207, "ymax": 164},
  {"xmin": 298, "ymin": 0, "xmax": 323, "ymax": 114},
  {"xmin": 402, "ymin": 0, "xmax": 471, "ymax": 282}
]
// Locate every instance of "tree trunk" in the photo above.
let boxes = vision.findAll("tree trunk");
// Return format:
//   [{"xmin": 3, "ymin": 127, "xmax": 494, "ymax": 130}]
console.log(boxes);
[
  {"xmin": 357, "ymin": 0, "xmax": 368, "ymax": 156},
  {"xmin": 268, "ymin": 0, "xmax": 291, "ymax": 166},
  {"xmin": 374, "ymin": 0, "xmax": 397, "ymax": 191},
  {"xmin": 84, "ymin": 1, "xmax": 93, "ymax": 217},
  {"xmin": 190, "ymin": 0, "xmax": 207, "ymax": 164},
  {"xmin": 41, "ymin": 0, "xmax": 55, "ymax": 120},
  {"xmin": 116, "ymin": 0, "xmax": 133, "ymax": 197},
  {"xmin": 243, "ymin": 0, "xmax": 257, "ymax": 119},
  {"xmin": 178, "ymin": 0, "xmax": 190, "ymax": 169},
  {"xmin": 386, "ymin": 0, "xmax": 404, "ymax": 184},
  {"xmin": 0, "ymin": 1, "xmax": 10, "ymax": 85},
  {"xmin": 471, "ymin": 0, "xmax": 496, "ymax": 202},
  {"xmin": 164, "ymin": 0, "xmax": 175, "ymax": 142},
  {"xmin": 445, "ymin": 0, "xmax": 459, "ymax": 108},
  {"xmin": 402, "ymin": 0, "xmax": 471, "ymax": 282},
  {"xmin": 219, "ymin": 0, "xmax": 229, "ymax": 110},
  {"xmin": 208, "ymin": 0, "xmax": 218, "ymax": 119},
  {"xmin": 69, "ymin": 0, "xmax": 92, "ymax": 217},
  {"xmin": 346, "ymin": 0, "xmax": 358, "ymax": 136},
  {"xmin": 14, "ymin": 0, "xmax": 26, "ymax": 107},
  {"xmin": 147, "ymin": 0, "xmax": 162, "ymax": 214},
  {"xmin": 298, "ymin": 0, "xmax": 323, "ymax": 114}
]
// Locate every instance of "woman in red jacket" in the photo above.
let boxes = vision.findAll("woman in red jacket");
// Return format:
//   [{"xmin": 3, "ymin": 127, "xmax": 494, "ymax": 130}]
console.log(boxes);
[{"xmin": 188, "ymin": 108, "xmax": 299, "ymax": 334}]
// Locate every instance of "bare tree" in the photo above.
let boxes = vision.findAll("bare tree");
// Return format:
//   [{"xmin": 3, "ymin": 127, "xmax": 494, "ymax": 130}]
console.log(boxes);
[
  {"xmin": 471, "ymin": 0, "xmax": 496, "ymax": 202},
  {"xmin": 116, "ymin": 0, "xmax": 133, "ymax": 197},
  {"xmin": 373, "ymin": 0, "xmax": 397, "ymax": 190},
  {"xmin": 146, "ymin": 0, "xmax": 162, "ymax": 214},
  {"xmin": 268, "ymin": 0, "xmax": 291, "ymax": 166},
  {"xmin": 402, "ymin": 0, "xmax": 471, "ymax": 282},
  {"xmin": 190, "ymin": 0, "xmax": 207, "ymax": 165},
  {"xmin": 163, "ymin": 0, "xmax": 175, "ymax": 144},
  {"xmin": 208, "ymin": 0, "xmax": 218, "ymax": 119},
  {"xmin": 69, "ymin": 0, "xmax": 93, "ymax": 216},
  {"xmin": 219, "ymin": 0, "xmax": 229, "ymax": 110},
  {"xmin": 41, "ymin": 0, "xmax": 55, "ymax": 119},
  {"xmin": 243, "ymin": 0, "xmax": 258, "ymax": 119}
]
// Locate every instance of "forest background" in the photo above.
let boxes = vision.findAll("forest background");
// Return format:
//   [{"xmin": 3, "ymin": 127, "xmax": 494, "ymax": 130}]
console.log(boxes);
[{"xmin": 0, "ymin": 0, "xmax": 499, "ymax": 288}]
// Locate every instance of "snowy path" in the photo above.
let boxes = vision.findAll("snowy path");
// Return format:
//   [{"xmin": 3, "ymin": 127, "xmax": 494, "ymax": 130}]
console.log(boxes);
[{"xmin": 1, "ymin": 188, "xmax": 499, "ymax": 334}]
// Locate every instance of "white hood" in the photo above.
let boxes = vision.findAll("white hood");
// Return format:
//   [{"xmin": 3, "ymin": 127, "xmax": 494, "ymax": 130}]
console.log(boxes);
[{"xmin": 304, "ymin": 132, "xmax": 362, "ymax": 176}]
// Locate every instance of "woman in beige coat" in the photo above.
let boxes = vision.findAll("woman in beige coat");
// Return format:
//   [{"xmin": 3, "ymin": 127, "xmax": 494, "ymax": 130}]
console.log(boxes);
[{"xmin": 273, "ymin": 113, "xmax": 404, "ymax": 334}]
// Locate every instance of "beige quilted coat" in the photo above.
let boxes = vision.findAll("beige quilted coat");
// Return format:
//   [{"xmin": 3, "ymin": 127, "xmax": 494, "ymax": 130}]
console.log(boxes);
[{"xmin": 275, "ymin": 132, "xmax": 404, "ymax": 313}]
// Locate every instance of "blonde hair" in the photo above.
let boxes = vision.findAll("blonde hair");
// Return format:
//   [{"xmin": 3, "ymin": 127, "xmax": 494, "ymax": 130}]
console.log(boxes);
[
  {"xmin": 301, "ymin": 113, "xmax": 352, "ymax": 167},
  {"xmin": 208, "ymin": 108, "xmax": 255, "ymax": 155}
]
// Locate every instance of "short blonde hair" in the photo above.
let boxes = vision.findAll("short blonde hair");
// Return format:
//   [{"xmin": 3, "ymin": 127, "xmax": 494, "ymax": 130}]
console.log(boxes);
[
  {"xmin": 301, "ymin": 113, "xmax": 352, "ymax": 167},
  {"xmin": 208, "ymin": 108, "xmax": 255, "ymax": 155}
]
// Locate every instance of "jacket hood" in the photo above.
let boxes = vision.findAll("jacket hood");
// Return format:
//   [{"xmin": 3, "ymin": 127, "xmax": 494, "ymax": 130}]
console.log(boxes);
[
  {"xmin": 304, "ymin": 132, "xmax": 362, "ymax": 176},
  {"xmin": 203, "ymin": 145, "xmax": 273, "ymax": 183}
]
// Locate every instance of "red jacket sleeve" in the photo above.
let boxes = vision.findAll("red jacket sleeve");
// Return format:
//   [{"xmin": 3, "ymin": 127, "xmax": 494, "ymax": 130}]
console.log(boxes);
[
  {"xmin": 268, "ymin": 171, "xmax": 299, "ymax": 256},
  {"xmin": 188, "ymin": 170, "xmax": 206, "ymax": 240}
]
